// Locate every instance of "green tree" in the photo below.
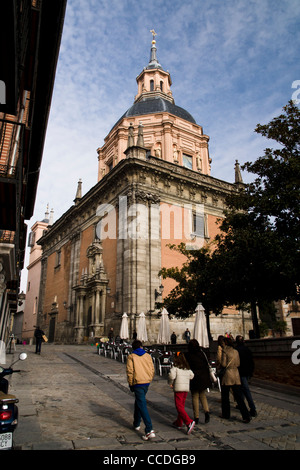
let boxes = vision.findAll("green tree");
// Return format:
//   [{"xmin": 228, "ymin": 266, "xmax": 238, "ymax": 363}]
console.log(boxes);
[
  {"xmin": 212, "ymin": 212, "xmax": 292, "ymax": 337},
  {"xmin": 245, "ymin": 101, "xmax": 300, "ymax": 241},
  {"xmin": 218, "ymin": 101, "xmax": 300, "ymax": 335},
  {"xmin": 227, "ymin": 101, "xmax": 299, "ymax": 248}
]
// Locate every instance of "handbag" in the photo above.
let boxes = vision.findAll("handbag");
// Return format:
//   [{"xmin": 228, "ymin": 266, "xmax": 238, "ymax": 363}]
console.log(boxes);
[
  {"xmin": 202, "ymin": 350, "xmax": 217, "ymax": 383},
  {"xmin": 217, "ymin": 358, "xmax": 233, "ymax": 380},
  {"xmin": 209, "ymin": 368, "xmax": 217, "ymax": 383}
]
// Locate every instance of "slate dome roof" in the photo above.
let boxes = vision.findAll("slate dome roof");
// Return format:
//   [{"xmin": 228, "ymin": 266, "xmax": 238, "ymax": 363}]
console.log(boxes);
[{"xmin": 119, "ymin": 97, "xmax": 196, "ymax": 125}]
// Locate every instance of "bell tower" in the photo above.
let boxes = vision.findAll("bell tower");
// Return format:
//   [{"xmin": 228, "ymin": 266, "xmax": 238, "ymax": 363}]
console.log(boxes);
[{"xmin": 135, "ymin": 30, "xmax": 173, "ymax": 104}]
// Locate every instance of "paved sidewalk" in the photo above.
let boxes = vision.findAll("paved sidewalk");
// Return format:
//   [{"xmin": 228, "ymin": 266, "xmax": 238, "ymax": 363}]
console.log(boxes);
[{"xmin": 4, "ymin": 343, "xmax": 300, "ymax": 452}]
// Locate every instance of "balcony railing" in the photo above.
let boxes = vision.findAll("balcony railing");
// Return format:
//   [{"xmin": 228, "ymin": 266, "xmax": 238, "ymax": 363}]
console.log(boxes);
[
  {"xmin": 0, "ymin": 230, "xmax": 15, "ymax": 244},
  {"xmin": 0, "ymin": 163, "xmax": 17, "ymax": 177}
]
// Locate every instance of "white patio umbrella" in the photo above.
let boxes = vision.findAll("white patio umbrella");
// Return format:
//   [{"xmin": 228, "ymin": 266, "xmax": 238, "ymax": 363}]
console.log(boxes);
[
  {"xmin": 0, "ymin": 340, "xmax": 6, "ymax": 364},
  {"xmin": 193, "ymin": 303, "xmax": 209, "ymax": 348},
  {"xmin": 119, "ymin": 313, "xmax": 129, "ymax": 340},
  {"xmin": 137, "ymin": 312, "xmax": 148, "ymax": 342},
  {"xmin": 157, "ymin": 308, "xmax": 171, "ymax": 344}
]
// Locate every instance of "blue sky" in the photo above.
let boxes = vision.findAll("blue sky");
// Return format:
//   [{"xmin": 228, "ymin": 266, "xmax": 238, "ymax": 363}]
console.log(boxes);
[{"xmin": 21, "ymin": 0, "xmax": 300, "ymax": 287}]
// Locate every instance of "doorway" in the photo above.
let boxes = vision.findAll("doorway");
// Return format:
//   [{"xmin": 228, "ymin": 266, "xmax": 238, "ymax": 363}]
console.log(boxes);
[{"xmin": 48, "ymin": 316, "xmax": 56, "ymax": 342}]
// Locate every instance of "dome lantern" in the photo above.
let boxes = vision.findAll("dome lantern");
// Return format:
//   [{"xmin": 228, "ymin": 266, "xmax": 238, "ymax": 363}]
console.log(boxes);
[{"xmin": 135, "ymin": 30, "xmax": 173, "ymax": 104}]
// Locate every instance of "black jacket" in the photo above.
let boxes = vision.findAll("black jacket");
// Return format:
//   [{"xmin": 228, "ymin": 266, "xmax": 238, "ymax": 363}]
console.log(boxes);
[
  {"xmin": 34, "ymin": 328, "xmax": 44, "ymax": 340},
  {"xmin": 185, "ymin": 350, "xmax": 211, "ymax": 392},
  {"xmin": 236, "ymin": 344, "xmax": 254, "ymax": 377}
]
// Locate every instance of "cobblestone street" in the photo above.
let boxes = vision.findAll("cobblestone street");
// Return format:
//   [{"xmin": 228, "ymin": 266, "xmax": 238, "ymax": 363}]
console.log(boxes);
[{"xmin": 5, "ymin": 343, "xmax": 300, "ymax": 458}]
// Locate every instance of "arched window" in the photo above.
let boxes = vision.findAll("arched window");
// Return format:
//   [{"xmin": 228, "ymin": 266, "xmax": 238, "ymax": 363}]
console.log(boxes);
[
  {"xmin": 150, "ymin": 79, "xmax": 154, "ymax": 91},
  {"xmin": 160, "ymin": 81, "xmax": 163, "ymax": 91}
]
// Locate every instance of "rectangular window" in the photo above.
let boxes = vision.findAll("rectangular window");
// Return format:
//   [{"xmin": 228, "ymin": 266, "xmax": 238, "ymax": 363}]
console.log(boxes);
[
  {"xmin": 183, "ymin": 154, "xmax": 193, "ymax": 170},
  {"xmin": 28, "ymin": 231, "xmax": 35, "ymax": 247},
  {"xmin": 192, "ymin": 213, "xmax": 205, "ymax": 238},
  {"xmin": 55, "ymin": 249, "xmax": 61, "ymax": 268},
  {"xmin": 191, "ymin": 212, "xmax": 208, "ymax": 239},
  {"xmin": 107, "ymin": 159, "xmax": 113, "ymax": 172}
]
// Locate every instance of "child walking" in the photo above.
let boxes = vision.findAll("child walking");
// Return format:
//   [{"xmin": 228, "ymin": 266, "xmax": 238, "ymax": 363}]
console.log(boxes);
[{"xmin": 168, "ymin": 352, "xmax": 195, "ymax": 434}]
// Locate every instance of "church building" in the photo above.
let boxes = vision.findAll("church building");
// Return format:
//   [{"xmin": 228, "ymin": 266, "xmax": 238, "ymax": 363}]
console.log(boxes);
[{"xmin": 36, "ymin": 34, "xmax": 251, "ymax": 343}]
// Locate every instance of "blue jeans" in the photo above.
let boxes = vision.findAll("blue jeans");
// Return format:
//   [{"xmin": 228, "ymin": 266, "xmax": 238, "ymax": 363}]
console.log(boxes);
[
  {"xmin": 240, "ymin": 376, "xmax": 256, "ymax": 412},
  {"xmin": 133, "ymin": 385, "xmax": 153, "ymax": 433}
]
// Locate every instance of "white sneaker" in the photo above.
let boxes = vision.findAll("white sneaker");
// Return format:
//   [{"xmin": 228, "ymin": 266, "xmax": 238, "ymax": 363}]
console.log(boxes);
[
  {"xmin": 187, "ymin": 421, "xmax": 195, "ymax": 435},
  {"xmin": 142, "ymin": 430, "xmax": 155, "ymax": 441}
]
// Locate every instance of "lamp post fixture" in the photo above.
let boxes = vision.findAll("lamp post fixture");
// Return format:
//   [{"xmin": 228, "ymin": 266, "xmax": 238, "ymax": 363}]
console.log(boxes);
[{"xmin": 155, "ymin": 284, "xmax": 164, "ymax": 300}]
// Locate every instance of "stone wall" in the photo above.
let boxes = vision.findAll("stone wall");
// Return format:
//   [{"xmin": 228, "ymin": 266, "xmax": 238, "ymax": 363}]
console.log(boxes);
[{"xmin": 245, "ymin": 336, "xmax": 300, "ymax": 388}]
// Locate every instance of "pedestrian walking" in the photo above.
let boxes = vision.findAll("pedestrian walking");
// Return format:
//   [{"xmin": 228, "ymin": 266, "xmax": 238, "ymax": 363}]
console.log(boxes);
[
  {"xmin": 171, "ymin": 332, "xmax": 177, "ymax": 344},
  {"xmin": 126, "ymin": 339, "xmax": 155, "ymax": 441},
  {"xmin": 218, "ymin": 336, "xmax": 251, "ymax": 423},
  {"xmin": 184, "ymin": 328, "xmax": 191, "ymax": 343},
  {"xmin": 185, "ymin": 339, "xmax": 211, "ymax": 424},
  {"xmin": 34, "ymin": 326, "xmax": 45, "ymax": 354},
  {"xmin": 235, "ymin": 335, "xmax": 257, "ymax": 417},
  {"xmin": 168, "ymin": 352, "xmax": 195, "ymax": 434}
]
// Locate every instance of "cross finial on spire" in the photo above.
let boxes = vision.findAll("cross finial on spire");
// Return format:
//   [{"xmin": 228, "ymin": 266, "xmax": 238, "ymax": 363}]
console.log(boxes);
[
  {"xmin": 150, "ymin": 29, "xmax": 157, "ymax": 44},
  {"xmin": 148, "ymin": 30, "xmax": 162, "ymax": 70}
]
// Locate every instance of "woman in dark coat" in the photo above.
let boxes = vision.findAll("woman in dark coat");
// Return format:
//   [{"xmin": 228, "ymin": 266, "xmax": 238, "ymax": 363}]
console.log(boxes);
[{"xmin": 185, "ymin": 339, "xmax": 211, "ymax": 424}]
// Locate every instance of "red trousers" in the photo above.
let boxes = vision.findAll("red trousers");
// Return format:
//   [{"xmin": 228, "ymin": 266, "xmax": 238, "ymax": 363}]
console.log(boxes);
[{"xmin": 173, "ymin": 392, "xmax": 193, "ymax": 427}]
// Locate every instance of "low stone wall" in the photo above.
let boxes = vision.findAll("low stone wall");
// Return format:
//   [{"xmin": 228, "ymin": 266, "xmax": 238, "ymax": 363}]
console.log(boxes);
[
  {"xmin": 245, "ymin": 336, "xmax": 300, "ymax": 388},
  {"xmin": 251, "ymin": 356, "xmax": 300, "ymax": 387},
  {"xmin": 245, "ymin": 336, "xmax": 299, "ymax": 358}
]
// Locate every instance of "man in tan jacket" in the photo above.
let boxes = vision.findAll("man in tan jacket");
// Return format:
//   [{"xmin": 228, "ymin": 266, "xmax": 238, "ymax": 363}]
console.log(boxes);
[{"xmin": 126, "ymin": 340, "xmax": 155, "ymax": 440}]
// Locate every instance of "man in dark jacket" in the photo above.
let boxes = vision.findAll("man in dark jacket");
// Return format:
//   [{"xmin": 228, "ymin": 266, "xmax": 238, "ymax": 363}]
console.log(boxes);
[
  {"xmin": 34, "ymin": 326, "xmax": 44, "ymax": 355},
  {"xmin": 235, "ymin": 335, "xmax": 257, "ymax": 417}
]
